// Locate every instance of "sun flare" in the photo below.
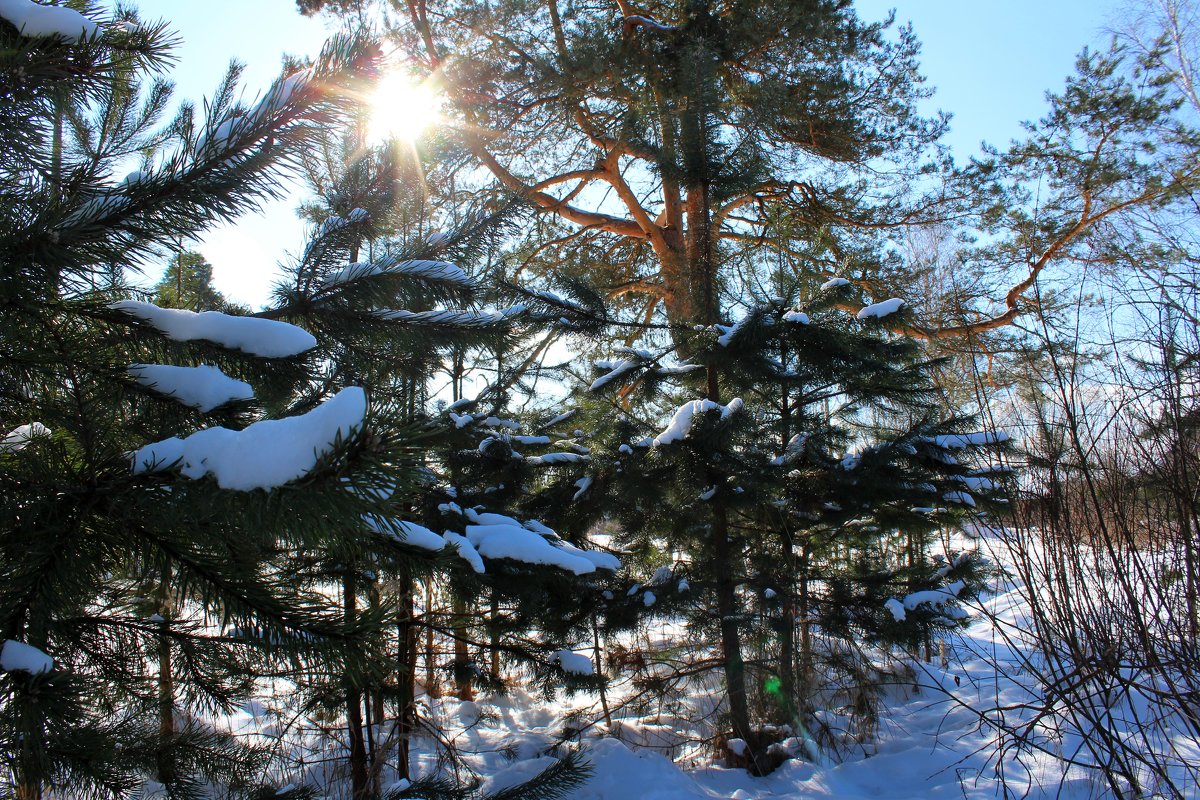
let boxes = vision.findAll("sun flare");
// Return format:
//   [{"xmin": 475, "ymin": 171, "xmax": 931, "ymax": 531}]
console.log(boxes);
[{"xmin": 367, "ymin": 71, "xmax": 442, "ymax": 143}]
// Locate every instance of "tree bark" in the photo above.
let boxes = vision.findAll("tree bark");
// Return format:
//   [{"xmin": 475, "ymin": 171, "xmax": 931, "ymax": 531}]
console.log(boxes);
[{"xmin": 344, "ymin": 574, "xmax": 370, "ymax": 800}]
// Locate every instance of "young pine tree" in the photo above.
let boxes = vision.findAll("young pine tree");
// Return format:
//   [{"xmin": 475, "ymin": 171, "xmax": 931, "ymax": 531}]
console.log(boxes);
[{"xmin": 0, "ymin": 7, "xmax": 385, "ymax": 796}]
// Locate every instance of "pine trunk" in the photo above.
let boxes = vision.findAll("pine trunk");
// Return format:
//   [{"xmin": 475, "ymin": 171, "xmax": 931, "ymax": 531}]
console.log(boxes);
[{"xmin": 344, "ymin": 574, "xmax": 370, "ymax": 800}]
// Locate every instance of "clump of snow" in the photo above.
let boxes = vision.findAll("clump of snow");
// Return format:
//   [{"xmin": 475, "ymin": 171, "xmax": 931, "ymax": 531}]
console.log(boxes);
[
  {"xmin": 573, "ymin": 476, "xmax": 593, "ymax": 500},
  {"xmin": 374, "ymin": 308, "xmax": 517, "ymax": 327},
  {"xmin": 943, "ymin": 490, "xmax": 976, "ymax": 507},
  {"xmin": 821, "ymin": 277, "xmax": 850, "ymax": 290},
  {"xmin": 783, "ymin": 310, "xmax": 810, "ymax": 324},
  {"xmin": 716, "ymin": 314, "xmax": 751, "ymax": 347},
  {"xmin": 526, "ymin": 452, "xmax": 589, "ymax": 466},
  {"xmin": 129, "ymin": 364, "xmax": 254, "ymax": 412},
  {"xmin": 465, "ymin": 523, "xmax": 597, "ymax": 575},
  {"xmin": 112, "ymin": 301, "xmax": 317, "ymax": 358},
  {"xmin": 542, "ymin": 409, "xmax": 576, "ymax": 428},
  {"xmin": 643, "ymin": 591, "xmax": 657, "ymax": 607},
  {"xmin": 927, "ymin": 431, "xmax": 1011, "ymax": 449},
  {"xmin": 726, "ymin": 737, "xmax": 749, "ymax": 757},
  {"xmin": 770, "ymin": 433, "xmax": 809, "ymax": 466},
  {"xmin": 131, "ymin": 387, "xmax": 366, "ymax": 491},
  {"xmin": 322, "ymin": 257, "xmax": 470, "ymax": 288},
  {"xmin": 443, "ymin": 531, "xmax": 486, "ymax": 574},
  {"xmin": 366, "ymin": 518, "xmax": 446, "ymax": 552},
  {"xmin": 1, "ymin": 640, "xmax": 53, "ymax": 674},
  {"xmin": 1, "ymin": 422, "xmax": 50, "ymax": 453},
  {"xmin": 884, "ymin": 597, "xmax": 908, "ymax": 621},
  {"xmin": 552, "ymin": 650, "xmax": 595, "ymax": 676},
  {"xmin": 0, "ymin": 0, "xmax": 97, "ymax": 41},
  {"xmin": 886, "ymin": 580, "xmax": 967, "ymax": 622},
  {"xmin": 591, "ymin": 358, "xmax": 641, "ymax": 391},
  {"xmin": 653, "ymin": 397, "xmax": 743, "ymax": 446},
  {"xmin": 857, "ymin": 298, "xmax": 904, "ymax": 320}
]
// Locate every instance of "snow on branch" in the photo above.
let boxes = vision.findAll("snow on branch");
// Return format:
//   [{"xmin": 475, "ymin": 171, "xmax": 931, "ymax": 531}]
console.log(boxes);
[
  {"xmin": 885, "ymin": 581, "xmax": 968, "ymax": 622},
  {"xmin": 1, "ymin": 422, "xmax": 50, "ymax": 453},
  {"xmin": 322, "ymin": 257, "xmax": 470, "ymax": 289},
  {"xmin": 857, "ymin": 298, "xmax": 904, "ymax": 320},
  {"xmin": 131, "ymin": 387, "xmax": 366, "ymax": 491},
  {"xmin": 0, "ymin": 639, "xmax": 53, "ymax": 674},
  {"xmin": 653, "ymin": 397, "xmax": 744, "ymax": 446},
  {"xmin": 128, "ymin": 364, "xmax": 254, "ymax": 412},
  {"xmin": 0, "ymin": 0, "xmax": 97, "ymax": 41},
  {"xmin": 112, "ymin": 300, "xmax": 317, "ymax": 358}
]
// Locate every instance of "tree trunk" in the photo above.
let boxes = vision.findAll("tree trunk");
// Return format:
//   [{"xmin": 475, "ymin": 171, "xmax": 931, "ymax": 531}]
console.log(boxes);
[
  {"xmin": 453, "ymin": 595, "xmax": 474, "ymax": 700},
  {"xmin": 424, "ymin": 576, "xmax": 441, "ymax": 699},
  {"xmin": 344, "ymin": 574, "xmax": 370, "ymax": 800},
  {"xmin": 395, "ymin": 577, "xmax": 417, "ymax": 781}
]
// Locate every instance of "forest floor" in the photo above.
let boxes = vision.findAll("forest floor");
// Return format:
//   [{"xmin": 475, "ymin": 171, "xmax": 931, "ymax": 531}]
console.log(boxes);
[{"xmin": 208, "ymin": 524, "xmax": 1196, "ymax": 799}]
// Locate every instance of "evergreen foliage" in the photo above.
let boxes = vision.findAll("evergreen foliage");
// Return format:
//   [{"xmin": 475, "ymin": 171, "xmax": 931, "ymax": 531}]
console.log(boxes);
[{"xmin": 0, "ymin": 7, "xmax": 398, "ymax": 795}]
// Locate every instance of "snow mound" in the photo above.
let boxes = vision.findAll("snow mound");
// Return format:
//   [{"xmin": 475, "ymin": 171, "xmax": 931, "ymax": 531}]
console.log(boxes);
[
  {"xmin": 857, "ymin": 298, "xmax": 904, "ymax": 319},
  {"xmin": 1, "ymin": 422, "xmax": 50, "ymax": 452},
  {"xmin": 1, "ymin": 639, "xmax": 53, "ymax": 674},
  {"xmin": 0, "ymin": 0, "xmax": 97, "ymax": 41},
  {"xmin": 129, "ymin": 364, "xmax": 254, "ymax": 412},
  {"xmin": 653, "ymin": 398, "xmax": 743, "ymax": 446},
  {"xmin": 131, "ymin": 387, "xmax": 366, "ymax": 491},
  {"xmin": 465, "ymin": 523, "xmax": 597, "ymax": 575},
  {"xmin": 552, "ymin": 649, "xmax": 595, "ymax": 675},
  {"xmin": 112, "ymin": 301, "xmax": 317, "ymax": 358}
]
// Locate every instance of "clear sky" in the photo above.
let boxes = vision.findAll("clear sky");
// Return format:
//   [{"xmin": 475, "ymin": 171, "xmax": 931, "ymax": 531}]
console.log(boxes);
[{"xmin": 143, "ymin": 0, "xmax": 1127, "ymax": 308}]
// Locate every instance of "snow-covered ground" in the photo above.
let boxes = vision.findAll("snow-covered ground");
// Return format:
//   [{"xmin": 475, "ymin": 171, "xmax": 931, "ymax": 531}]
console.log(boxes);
[{"xmin": 201, "ymin": 523, "xmax": 1197, "ymax": 799}]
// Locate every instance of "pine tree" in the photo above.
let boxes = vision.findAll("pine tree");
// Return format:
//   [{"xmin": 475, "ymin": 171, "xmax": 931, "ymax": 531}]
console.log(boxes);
[
  {"xmin": 567, "ymin": 282, "xmax": 1007, "ymax": 772},
  {"xmin": 0, "ymin": 5, "xmax": 384, "ymax": 795},
  {"xmin": 153, "ymin": 250, "xmax": 240, "ymax": 313}
]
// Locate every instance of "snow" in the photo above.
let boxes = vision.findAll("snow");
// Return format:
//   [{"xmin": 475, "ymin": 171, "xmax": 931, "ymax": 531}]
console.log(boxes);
[
  {"xmin": 448, "ymin": 412, "xmax": 473, "ymax": 429},
  {"xmin": 943, "ymin": 490, "xmax": 976, "ymax": 507},
  {"xmin": 0, "ymin": 0, "xmax": 97, "ymax": 41},
  {"xmin": 591, "ymin": 358, "xmax": 641, "ymax": 391},
  {"xmin": 443, "ymin": 531, "xmax": 486, "ymax": 574},
  {"xmin": 653, "ymin": 397, "xmax": 743, "ymax": 446},
  {"xmin": 552, "ymin": 650, "xmax": 595, "ymax": 676},
  {"xmin": 782, "ymin": 310, "xmax": 810, "ymax": 324},
  {"xmin": 716, "ymin": 315, "xmax": 751, "ymax": 347},
  {"xmin": 542, "ymin": 409, "xmax": 577, "ymax": 428},
  {"xmin": 725, "ymin": 737, "xmax": 749, "ymax": 757},
  {"xmin": 129, "ymin": 364, "xmax": 254, "ymax": 412},
  {"xmin": 464, "ymin": 523, "xmax": 597, "ymax": 575},
  {"xmin": 526, "ymin": 452, "xmax": 589, "ymax": 465},
  {"xmin": 643, "ymin": 591, "xmax": 656, "ymax": 607},
  {"xmin": 321, "ymin": 257, "xmax": 470, "ymax": 288},
  {"xmin": 887, "ymin": 580, "xmax": 967, "ymax": 623},
  {"xmin": 1, "ymin": 639, "xmax": 53, "ymax": 674},
  {"xmin": 857, "ymin": 298, "xmax": 905, "ymax": 320},
  {"xmin": 374, "ymin": 308, "xmax": 516, "ymax": 327},
  {"xmin": 821, "ymin": 277, "xmax": 850, "ymax": 290},
  {"xmin": 112, "ymin": 301, "xmax": 317, "ymax": 358},
  {"xmin": 1, "ymin": 422, "xmax": 50, "ymax": 452},
  {"xmin": 131, "ymin": 387, "xmax": 367, "ymax": 491},
  {"xmin": 764, "ymin": 588, "xmax": 777, "ymax": 599},
  {"xmin": 573, "ymin": 476, "xmax": 594, "ymax": 500},
  {"xmin": 928, "ymin": 431, "xmax": 1011, "ymax": 449},
  {"xmin": 366, "ymin": 518, "xmax": 447, "ymax": 552},
  {"xmin": 884, "ymin": 597, "xmax": 907, "ymax": 621},
  {"xmin": 770, "ymin": 433, "xmax": 808, "ymax": 466}
]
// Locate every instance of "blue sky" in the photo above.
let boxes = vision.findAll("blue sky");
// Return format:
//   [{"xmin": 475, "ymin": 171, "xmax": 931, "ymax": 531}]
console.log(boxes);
[{"xmin": 143, "ymin": 0, "xmax": 1127, "ymax": 307}]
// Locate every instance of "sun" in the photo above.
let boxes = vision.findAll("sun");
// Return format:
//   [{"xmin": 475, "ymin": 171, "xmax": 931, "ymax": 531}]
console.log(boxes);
[{"xmin": 367, "ymin": 71, "xmax": 443, "ymax": 143}]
